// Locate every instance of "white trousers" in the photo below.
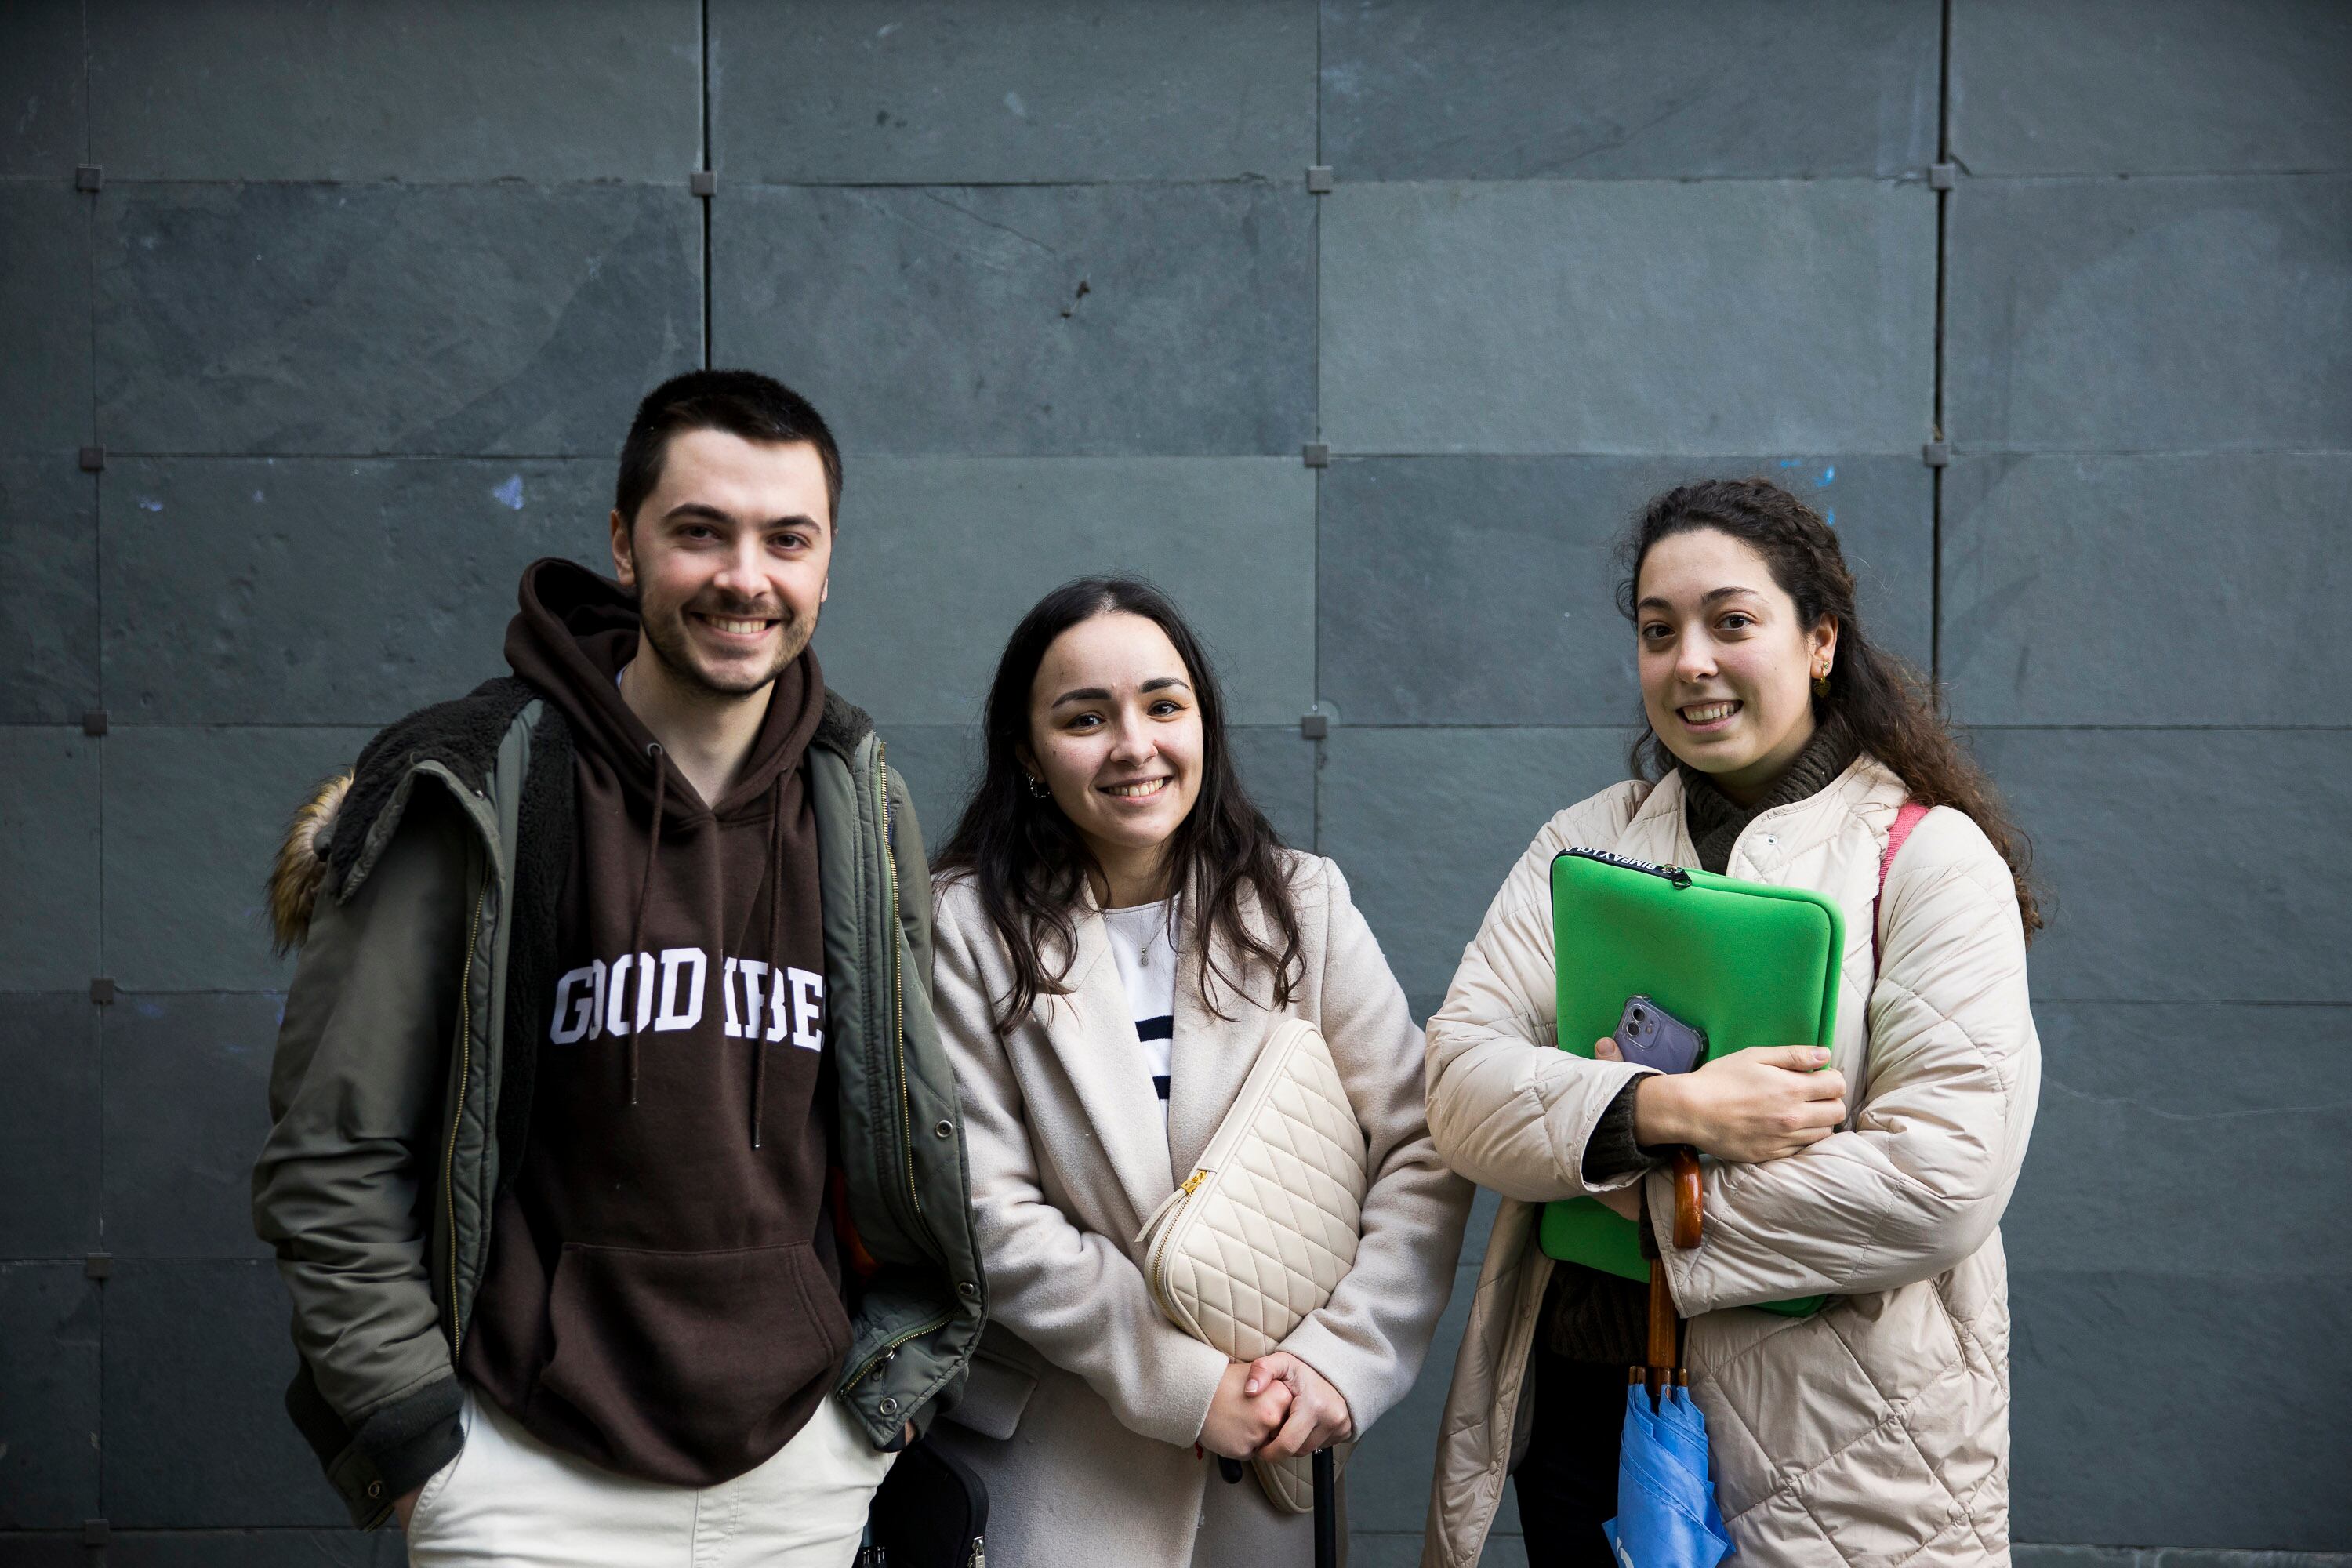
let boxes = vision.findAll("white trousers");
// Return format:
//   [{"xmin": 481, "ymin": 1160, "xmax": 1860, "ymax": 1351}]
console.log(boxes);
[{"xmin": 406, "ymin": 1387, "xmax": 895, "ymax": 1568}]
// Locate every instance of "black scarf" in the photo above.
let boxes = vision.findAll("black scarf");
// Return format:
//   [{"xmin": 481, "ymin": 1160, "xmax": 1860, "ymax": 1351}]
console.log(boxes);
[{"xmin": 1676, "ymin": 713, "xmax": 1860, "ymax": 874}]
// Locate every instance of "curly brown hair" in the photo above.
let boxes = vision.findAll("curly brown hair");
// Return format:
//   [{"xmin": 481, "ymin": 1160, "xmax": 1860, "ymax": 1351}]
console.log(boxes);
[{"xmin": 1617, "ymin": 477, "xmax": 2044, "ymax": 937}]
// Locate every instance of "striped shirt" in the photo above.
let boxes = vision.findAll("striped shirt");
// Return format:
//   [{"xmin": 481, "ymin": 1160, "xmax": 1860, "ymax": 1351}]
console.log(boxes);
[{"xmin": 1102, "ymin": 898, "xmax": 1178, "ymax": 1119}]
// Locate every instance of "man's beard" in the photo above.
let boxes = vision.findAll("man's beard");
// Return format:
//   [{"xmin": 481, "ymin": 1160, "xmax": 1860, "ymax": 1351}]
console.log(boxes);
[{"xmin": 638, "ymin": 593, "xmax": 815, "ymax": 699}]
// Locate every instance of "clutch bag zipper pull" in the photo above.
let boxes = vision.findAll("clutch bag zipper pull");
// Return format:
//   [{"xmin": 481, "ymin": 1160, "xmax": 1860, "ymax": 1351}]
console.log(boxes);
[{"xmin": 1134, "ymin": 1167, "xmax": 1210, "ymax": 1247}]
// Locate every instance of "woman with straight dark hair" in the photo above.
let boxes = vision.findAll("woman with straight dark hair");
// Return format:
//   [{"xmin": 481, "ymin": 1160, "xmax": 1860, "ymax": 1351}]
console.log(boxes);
[
  {"xmin": 1421, "ymin": 480, "xmax": 2042, "ymax": 1566},
  {"xmin": 927, "ymin": 578, "xmax": 1470, "ymax": 1567}
]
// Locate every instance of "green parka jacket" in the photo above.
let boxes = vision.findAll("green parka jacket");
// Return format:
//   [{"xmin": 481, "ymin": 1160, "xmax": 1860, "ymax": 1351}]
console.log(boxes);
[{"xmin": 252, "ymin": 677, "xmax": 984, "ymax": 1527}]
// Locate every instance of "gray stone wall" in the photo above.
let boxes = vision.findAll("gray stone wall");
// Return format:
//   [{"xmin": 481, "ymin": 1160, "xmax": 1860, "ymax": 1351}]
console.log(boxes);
[{"xmin": 1, "ymin": 2, "xmax": 2343, "ymax": 1560}]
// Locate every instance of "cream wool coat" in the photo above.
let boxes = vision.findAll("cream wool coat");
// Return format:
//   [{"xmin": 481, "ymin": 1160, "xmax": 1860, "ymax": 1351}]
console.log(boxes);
[
  {"xmin": 1421, "ymin": 758, "xmax": 2039, "ymax": 1568},
  {"xmin": 930, "ymin": 851, "xmax": 1472, "ymax": 1568}
]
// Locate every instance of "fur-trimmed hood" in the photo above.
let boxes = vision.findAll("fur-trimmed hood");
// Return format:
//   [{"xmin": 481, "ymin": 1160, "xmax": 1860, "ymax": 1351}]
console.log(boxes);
[
  {"xmin": 269, "ymin": 771, "xmax": 353, "ymax": 955},
  {"xmin": 264, "ymin": 670, "xmax": 877, "ymax": 955}
]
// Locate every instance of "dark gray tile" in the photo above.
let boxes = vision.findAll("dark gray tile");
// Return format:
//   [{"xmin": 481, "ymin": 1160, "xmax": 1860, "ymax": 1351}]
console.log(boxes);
[
  {"xmin": 0, "ymin": 731, "xmax": 101, "ymax": 993},
  {"xmin": 0, "ymin": 1537, "xmax": 83, "ymax": 1567},
  {"xmin": 100, "ymin": 458, "xmax": 608, "ymax": 726},
  {"xmin": 106, "ymin": 1530, "xmax": 405, "ymax": 1567},
  {"xmin": 0, "ymin": 184, "xmax": 94, "ymax": 456},
  {"xmin": 1942, "ymin": 453, "xmax": 2352, "ymax": 727},
  {"xmin": 712, "ymin": 0, "xmax": 1315, "ymax": 183},
  {"xmin": 1230, "ymin": 728, "xmax": 1317, "ymax": 855},
  {"xmin": 1319, "ymin": 456, "xmax": 1930, "ymax": 727},
  {"xmin": 1969, "ymin": 728, "xmax": 2352, "ymax": 1004},
  {"xmin": 1319, "ymin": 728, "xmax": 1631, "ymax": 1015},
  {"xmin": 1322, "ymin": 0, "xmax": 1938, "ymax": 180},
  {"xmin": 88, "ymin": 0, "xmax": 698, "ymax": 182},
  {"xmin": 104, "ymin": 993, "xmax": 281, "ymax": 1261},
  {"xmin": 0, "ymin": 1, "xmax": 85, "ymax": 180},
  {"xmin": 0, "ymin": 458, "xmax": 100, "ymax": 724},
  {"xmin": 2009, "ymin": 1269, "xmax": 2352, "ymax": 1548},
  {"xmin": 713, "ymin": 183, "xmax": 1315, "ymax": 456},
  {"xmin": 818, "ymin": 458, "xmax": 1314, "ymax": 725},
  {"xmin": 1951, "ymin": 0, "xmax": 2352, "ymax": 176},
  {"xmin": 2136, "ymin": 1555, "xmax": 2352, "ymax": 1567},
  {"xmin": 871, "ymin": 724, "xmax": 980, "ymax": 866},
  {"xmin": 1945, "ymin": 176, "xmax": 2352, "ymax": 453},
  {"xmin": 1322, "ymin": 180, "xmax": 1936, "ymax": 457},
  {"xmin": 0, "ymin": 995, "xmax": 100, "ymax": 1259},
  {"xmin": 2004, "ymin": 1003, "xmax": 2352, "ymax": 1280},
  {"xmin": 102, "ymin": 728, "xmax": 376, "ymax": 993},
  {"xmin": 96, "ymin": 183, "xmax": 700, "ymax": 456},
  {"xmin": 0, "ymin": 1265, "xmax": 101, "ymax": 1527},
  {"xmin": 103, "ymin": 1259, "xmax": 346, "ymax": 1526}
]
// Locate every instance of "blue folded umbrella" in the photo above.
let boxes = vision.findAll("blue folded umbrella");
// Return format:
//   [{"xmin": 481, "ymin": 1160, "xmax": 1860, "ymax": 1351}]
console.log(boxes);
[{"xmin": 1602, "ymin": 1383, "xmax": 1734, "ymax": 1568}]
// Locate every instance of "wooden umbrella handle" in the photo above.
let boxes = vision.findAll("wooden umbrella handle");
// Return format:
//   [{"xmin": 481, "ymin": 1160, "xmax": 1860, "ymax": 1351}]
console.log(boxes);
[
  {"xmin": 1672, "ymin": 1146, "xmax": 1704, "ymax": 1249},
  {"xmin": 1646, "ymin": 1260, "xmax": 1679, "ymax": 1392}
]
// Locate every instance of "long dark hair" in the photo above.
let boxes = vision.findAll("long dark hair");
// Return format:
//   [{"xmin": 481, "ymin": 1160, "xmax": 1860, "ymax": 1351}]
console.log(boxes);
[
  {"xmin": 1617, "ymin": 478, "xmax": 2044, "ymax": 937},
  {"xmin": 935, "ymin": 578, "xmax": 1305, "ymax": 1029}
]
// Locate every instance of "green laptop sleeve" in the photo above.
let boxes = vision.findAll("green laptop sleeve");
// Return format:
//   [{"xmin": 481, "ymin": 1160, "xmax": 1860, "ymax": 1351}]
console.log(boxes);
[{"xmin": 1539, "ymin": 846, "xmax": 1844, "ymax": 1318}]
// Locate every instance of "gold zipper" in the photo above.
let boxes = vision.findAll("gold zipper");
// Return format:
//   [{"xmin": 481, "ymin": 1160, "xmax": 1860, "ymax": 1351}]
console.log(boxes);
[
  {"xmin": 1144, "ymin": 1169, "xmax": 1210, "ymax": 1301},
  {"xmin": 444, "ymin": 885, "xmax": 487, "ymax": 1357},
  {"xmin": 842, "ymin": 1308, "xmax": 956, "ymax": 1392},
  {"xmin": 876, "ymin": 742, "xmax": 922, "ymax": 1226}
]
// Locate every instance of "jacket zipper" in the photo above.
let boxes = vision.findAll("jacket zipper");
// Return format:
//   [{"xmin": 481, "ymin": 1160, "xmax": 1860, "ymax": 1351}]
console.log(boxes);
[
  {"xmin": 841, "ymin": 1307, "xmax": 958, "ymax": 1392},
  {"xmin": 1562, "ymin": 844, "xmax": 1692, "ymax": 888},
  {"xmin": 875, "ymin": 742, "xmax": 923, "ymax": 1229},
  {"xmin": 443, "ymin": 885, "xmax": 487, "ymax": 1357}
]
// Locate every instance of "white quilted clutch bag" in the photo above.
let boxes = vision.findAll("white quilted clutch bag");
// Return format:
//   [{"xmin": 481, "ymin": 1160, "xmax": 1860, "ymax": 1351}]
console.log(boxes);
[{"xmin": 1133, "ymin": 1017, "xmax": 1368, "ymax": 1512}]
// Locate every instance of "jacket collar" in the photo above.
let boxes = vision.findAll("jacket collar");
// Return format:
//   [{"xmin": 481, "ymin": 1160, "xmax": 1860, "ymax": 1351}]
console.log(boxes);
[
  {"xmin": 1034, "ymin": 881, "xmax": 1282, "ymax": 1229},
  {"xmin": 1625, "ymin": 754, "xmax": 1908, "ymax": 873},
  {"xmin": 1036, "ymin": 896, "xmax": 1181, "ymax": 1230},
  {"xmin": 1165, "ymin": 899, "xmax": 1276, "ymax": 1186}
]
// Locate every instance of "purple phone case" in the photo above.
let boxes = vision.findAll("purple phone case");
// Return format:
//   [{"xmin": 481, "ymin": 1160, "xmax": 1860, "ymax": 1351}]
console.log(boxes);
[{"xmin": 1614, "ymin": 994, "xmax": 1707, "ymax": 1074}]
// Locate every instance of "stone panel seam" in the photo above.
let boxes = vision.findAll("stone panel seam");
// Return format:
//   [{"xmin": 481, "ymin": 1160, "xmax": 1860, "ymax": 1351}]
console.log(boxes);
[
  {"xmin": 1957, "ymin": 169, "xmax": 2352, "ymax": 183},
  {"xmin": 82, "ymin": 0, "xmax": 108, "ymax": 1514},
  {"xmin": 1310, "ymin": 0, "xmax": 1324, "ymax": 856},
  {"xmin": 1931, "ymin": 0, "xmax": 1954, "ymax": 691},
  {"xmin": 699, "ymin": 0, "xmax": 712, "ymax": 367}
]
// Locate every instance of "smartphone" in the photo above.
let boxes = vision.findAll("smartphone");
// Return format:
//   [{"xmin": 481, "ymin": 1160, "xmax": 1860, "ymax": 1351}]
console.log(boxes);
[{"xmin": 1613, "ymin": 995, "xmax": 1707, "ymax": 1075}]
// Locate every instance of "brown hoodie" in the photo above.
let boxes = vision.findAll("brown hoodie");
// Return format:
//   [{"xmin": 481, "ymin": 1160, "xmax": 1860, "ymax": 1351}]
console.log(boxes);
[{"xmin": 460, "ymin": 559, "xmax": 844, "ymax": 1485}]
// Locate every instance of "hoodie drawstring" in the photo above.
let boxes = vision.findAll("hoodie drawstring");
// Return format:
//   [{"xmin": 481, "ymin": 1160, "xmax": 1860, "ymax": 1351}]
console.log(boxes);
[
  {"xmin": 624, "ymin": 742, "xmax": 667, "ymax": 1106},
  {"xmin": 750, "ymin": 771, "xmax": 785, "ymax": 1150},
  {"xmin": 623, "ymin": 741, "xmax": 788, "ymax": 1153}
]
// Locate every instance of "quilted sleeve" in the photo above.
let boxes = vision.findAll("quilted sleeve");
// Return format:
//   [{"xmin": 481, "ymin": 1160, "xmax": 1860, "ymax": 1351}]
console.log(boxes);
[
  {"xmin": 1425, "ymin": 806, "xmax": 1657, "ymax": 1201},
  {"xmin": 1276, "ymin": 859, "xmax": 1475, "ymax": 1435},
  {"xmin": 1650, "ymin": 810, "xmax": 2042, "ymax": 1311},
  {"xmin": 930, "ymin": 887, "xmax": 1231, "ymax": 1449}
]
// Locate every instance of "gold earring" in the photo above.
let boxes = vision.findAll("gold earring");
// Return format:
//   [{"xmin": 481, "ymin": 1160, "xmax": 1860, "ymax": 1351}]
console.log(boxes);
[{"xmin": 1812, "ymin": 663, "xmax": 1831, "ymax": 697}]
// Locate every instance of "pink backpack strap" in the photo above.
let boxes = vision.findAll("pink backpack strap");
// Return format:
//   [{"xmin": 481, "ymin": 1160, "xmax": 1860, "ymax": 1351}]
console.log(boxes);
[
  {"xmin": 1879, "ymin": 800, "xmax": 1929, "ymax": 894},
  {"xmin": 1871, "ymin": 800, "xmax": 1930, "ymax": 978}
]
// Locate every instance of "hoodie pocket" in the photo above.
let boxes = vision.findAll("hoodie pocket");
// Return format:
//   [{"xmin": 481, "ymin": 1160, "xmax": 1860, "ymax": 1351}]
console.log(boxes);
[{"xmin": 532, "ymin": 1240, "xmax": 851, "ymax": 1483}]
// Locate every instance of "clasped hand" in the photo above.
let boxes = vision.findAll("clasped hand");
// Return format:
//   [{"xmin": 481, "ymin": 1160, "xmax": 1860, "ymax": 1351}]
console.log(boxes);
[
  {"xmin": 1597, "ymin": 1036, "xmax": 1848, "ymax": 1165},
  {"xmin": 1199, "ymin": 1352, "xmax": 1353, "ymax": 1461}
]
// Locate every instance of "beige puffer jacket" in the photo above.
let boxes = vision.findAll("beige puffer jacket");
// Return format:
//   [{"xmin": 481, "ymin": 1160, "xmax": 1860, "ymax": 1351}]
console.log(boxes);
[{"xmin": 1421, "ymin": 757, "xmax": 2039, "ymax": 1567}]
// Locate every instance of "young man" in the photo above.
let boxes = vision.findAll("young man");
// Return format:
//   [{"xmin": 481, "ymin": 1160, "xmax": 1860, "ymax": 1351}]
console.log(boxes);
[{"xmin": 254, "ymin": 370, "xmax": 983, "ymax": 1564}]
